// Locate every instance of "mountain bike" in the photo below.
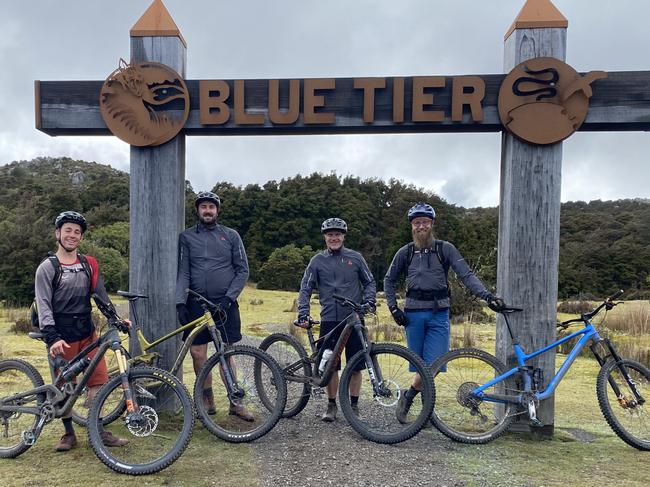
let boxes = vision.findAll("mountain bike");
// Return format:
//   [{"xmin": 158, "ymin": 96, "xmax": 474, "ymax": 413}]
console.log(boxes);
[
  {"xmin": 257, "ymin": 294, "xmax": 435, "ymax": 444},
  {"xmin": 72, "ymin": 289, "xmax": 287, "ymax": 443},
  {"xmin": 430, "ymin": 290, "xmax": 650, "ymax": 450},
  {"xmin": 0, "ymin": 294, "xmax": 195, "ymax": 475}
]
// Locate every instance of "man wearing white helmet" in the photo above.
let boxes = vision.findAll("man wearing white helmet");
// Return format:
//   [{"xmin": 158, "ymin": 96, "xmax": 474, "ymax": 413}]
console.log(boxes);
[
  {"xmin": 384, "ymin": 202, "xmax": 504, "ymax": 423},
  {"xmin": 297, "ymin": 218, "xmax": 376, "ymax": 422}
]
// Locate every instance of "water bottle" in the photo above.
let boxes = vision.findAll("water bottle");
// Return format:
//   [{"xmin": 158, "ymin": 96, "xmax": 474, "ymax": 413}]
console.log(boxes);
[
  {"xmin": 61, "ymin": 357, "xmax": 91, "ymax": 382},
  {"xmin": 318, "ymin": 349, "xmax": 333, "ymax": 373}
]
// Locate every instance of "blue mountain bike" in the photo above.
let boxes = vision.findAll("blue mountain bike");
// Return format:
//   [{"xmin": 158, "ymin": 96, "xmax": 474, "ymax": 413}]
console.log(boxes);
[{"xmin": 430, "ymin": 291, "xmax": 649, "ymax": 450}]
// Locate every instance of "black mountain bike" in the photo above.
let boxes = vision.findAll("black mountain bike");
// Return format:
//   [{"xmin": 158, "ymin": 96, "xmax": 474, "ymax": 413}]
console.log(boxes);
[
  {"xmin": 72, "ymin": 289, "xmax": 287, "ymax": 443},
  {"xmin": 257, "ymin": 294, "xmax": 435, "ymax": 444},
  {"xmin": 0, "ymin": 295, "xmax": 195, "ymax": 475}
]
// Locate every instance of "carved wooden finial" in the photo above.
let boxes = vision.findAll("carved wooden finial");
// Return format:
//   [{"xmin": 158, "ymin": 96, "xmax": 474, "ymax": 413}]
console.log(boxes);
[
  {"xmin": 505, "ymin": 0, "xmax": 568, "ymax": 40},
  {"xmin": 130, "ymin": 0, "xmax": 186, "ymax": 47}
]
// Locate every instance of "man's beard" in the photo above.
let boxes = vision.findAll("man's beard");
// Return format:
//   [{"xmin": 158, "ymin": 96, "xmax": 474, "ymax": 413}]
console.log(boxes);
[
  {"xmin": 412, "ymin": 227, "xmax": 434, "ymax": 249},
  {"xmin": 199, "ymin": 214, "xmax": 217, "ymax": 226}
]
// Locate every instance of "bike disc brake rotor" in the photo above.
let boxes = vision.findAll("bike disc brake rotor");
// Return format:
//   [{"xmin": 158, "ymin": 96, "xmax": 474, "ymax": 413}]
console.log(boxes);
[
  {"xmin": 125, "ymin": 405, "xmax": 158, "ymax": 437},
  {"xmin": 374, "ymin": 379, "xmax": 399, "ymax": 407}
]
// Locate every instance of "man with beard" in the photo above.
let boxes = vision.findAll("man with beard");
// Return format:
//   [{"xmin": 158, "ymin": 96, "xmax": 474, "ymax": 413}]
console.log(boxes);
[
  {"xmin": 297, "ymin": 218, "xmax": 376, "ymax": 422},
  {"xmin": 384, "ymin": 203, "xmax": 504, "ymax": 422},
  {"xmin": 175, "ymin": 191, "xmax": 253, "ymax": 420},
  {"xmin": 34, "ymin": 211, "xmax": 129, "ymax": 451}
]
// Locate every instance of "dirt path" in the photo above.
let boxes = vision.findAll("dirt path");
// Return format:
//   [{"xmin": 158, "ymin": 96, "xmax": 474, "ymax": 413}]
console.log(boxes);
[{"xmin": 251, "ymin": 397, "xmax": 464, "ymax": 487}]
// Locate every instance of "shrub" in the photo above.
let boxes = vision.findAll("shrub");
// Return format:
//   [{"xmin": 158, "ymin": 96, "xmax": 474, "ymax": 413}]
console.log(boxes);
[{"xmin": 557, "ymin": 300, "xmax": 593, "ymax": 314}]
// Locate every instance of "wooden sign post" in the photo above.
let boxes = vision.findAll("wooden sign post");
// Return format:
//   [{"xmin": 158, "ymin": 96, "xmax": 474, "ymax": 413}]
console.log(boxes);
[
  {"xmin": 496, "ymin": 0, "xmax": 568, "ymax": 435},
  {"xmin": 34, "ymin": 0, "xmax": 650, "ymax": 434}
]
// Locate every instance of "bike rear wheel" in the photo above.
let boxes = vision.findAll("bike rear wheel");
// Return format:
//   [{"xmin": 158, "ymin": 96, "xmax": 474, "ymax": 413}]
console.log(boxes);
[
  {"xmin": 0, "ymin": 359, "xmax": 46, "ymax": 458},
  {"xmin": 258, "ymin": 333, "xmax": 311, "ymax": 418},
  {"xmin": 430, "ymin": 348, "xmax": 515, "ymax": 444},
  {"xmin": 195, "ymin": 345, "xmax": 287, "ymax": 443},
  {"xmin": 597, "ymin": 358, "xmax": 650, "ymax": 451},
  {"xmin": 86, "ymin": 366, "xmax": 194, "ymax": 475},
  {"xmin": 339, "ymin": 343, "xmax": 435, "ymax": 444}
]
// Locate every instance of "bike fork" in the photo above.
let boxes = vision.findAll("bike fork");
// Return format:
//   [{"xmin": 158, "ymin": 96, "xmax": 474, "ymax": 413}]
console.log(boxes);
[{"xmin": 210, "ymin": 328, "xmax": 243, "ymax": 403}]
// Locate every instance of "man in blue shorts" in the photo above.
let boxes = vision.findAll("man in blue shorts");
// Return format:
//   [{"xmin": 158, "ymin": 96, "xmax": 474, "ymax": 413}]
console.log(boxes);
[{"xmin": 384, "ymin": 203, "xmax": 504, "ymax": 422}]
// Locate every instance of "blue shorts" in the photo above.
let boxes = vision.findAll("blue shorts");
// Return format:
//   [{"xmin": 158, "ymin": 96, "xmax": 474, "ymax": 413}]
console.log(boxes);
[{"xmin": 404, "ymin": 309, "xmax": 450, "ymax": 372}]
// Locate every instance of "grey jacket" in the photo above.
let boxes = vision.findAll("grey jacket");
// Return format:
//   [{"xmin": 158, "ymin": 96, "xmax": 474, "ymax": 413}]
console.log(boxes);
[
  {"xmin": 384, "ymin": 240, "xmax": 492, "ymax": 311},
  {"xmin": 176, "ymin": 223, "xmax": 249, "ymax": 305},
  {"xmin": 298, "ymin": 247, "xmax": 376, "ymax": 322}
]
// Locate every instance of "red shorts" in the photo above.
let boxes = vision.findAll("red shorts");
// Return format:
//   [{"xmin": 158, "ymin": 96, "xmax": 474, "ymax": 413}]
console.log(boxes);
[{"xmin": 61, "ymin": 332, "xmax": 109, "ymax": 387}]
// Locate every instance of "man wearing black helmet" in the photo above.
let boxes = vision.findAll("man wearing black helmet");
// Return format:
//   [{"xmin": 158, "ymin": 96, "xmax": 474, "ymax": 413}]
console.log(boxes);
[
  {"xmin": 297, "ymin": 218, "xmax": 376, "ymax": 422},
  {"xmin": 175, "ymin": 191, "xmax": 253, "ymax": 420},
  {"xmin": 34, "ymin": 211, "xmax": 128, "ymax": 451},
  {"xmin": 384, "ymin": 203, "xmax": 504, "ymax": 423}
]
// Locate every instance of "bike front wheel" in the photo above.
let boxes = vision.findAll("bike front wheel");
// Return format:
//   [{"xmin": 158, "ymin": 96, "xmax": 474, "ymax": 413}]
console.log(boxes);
[
  {"xmin": 86, "ymin": 366, "xmax": 195, "ymax": 475},
  {"xmin": 195, "ymin": 345, "xmax": 287, "ymax": 443},
  {"xmin": 430, "ymin": 348, "xmax": 515, "ymax": 444},
  {"xmin": 339, "ymin": 343, "xmax": 435, "ymax": 444},
  {"xmin": 0, "ymin": 359, "xmax": 46, "ymax": 458},
  {"xmin": 597, "ymin": 358, "xmax": 650, "ymax": 451},
  {"xmin": 258, "ymin": 333, "xmax": 312, "ymax": 418}
]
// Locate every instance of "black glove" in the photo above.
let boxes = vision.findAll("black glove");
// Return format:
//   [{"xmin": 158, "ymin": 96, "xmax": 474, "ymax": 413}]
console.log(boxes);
[
  {"xmin": 389, "ymin": 306, "xmax": 408, "ymax": 327},
  {"xmin": 216, "ymin": 296, "xmax": 233, "ymax": 311},
  {"xmin": 297, "ymin": 315, "xmax": 310, "ymax": 327},
  {"xmin": 362, "ymin": 301, "xmax": 377, "ymax": 314},
  {"xmin": 487, "ymin": 295, "xmax": 506, "ymax": 312},
  {"xmin": 176, "ymin": 303, "xmax": 191, "ymax": 325}
]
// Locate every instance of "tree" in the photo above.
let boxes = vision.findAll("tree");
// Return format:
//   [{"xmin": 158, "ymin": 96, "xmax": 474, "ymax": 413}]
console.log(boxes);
[{"xmin": 257, "ymin": 244, "xmax": 314, "ymax": 291}]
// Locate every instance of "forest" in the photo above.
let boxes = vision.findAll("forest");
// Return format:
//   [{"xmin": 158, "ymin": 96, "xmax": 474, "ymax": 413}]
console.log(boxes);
[{"xmin": 0, "ymin": 156, "xmax": 648, "ymax": 303}]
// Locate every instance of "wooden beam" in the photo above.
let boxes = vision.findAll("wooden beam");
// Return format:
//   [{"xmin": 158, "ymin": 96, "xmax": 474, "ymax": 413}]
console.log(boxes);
[{"xmin": 36, "ymin": 71, "xmax": 650, "ymax": 137}]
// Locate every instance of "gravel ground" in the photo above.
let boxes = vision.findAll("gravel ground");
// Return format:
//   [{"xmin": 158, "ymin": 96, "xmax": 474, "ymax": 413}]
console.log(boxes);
[{"xmin": 250, "ymin": 395, "xmax": 464, "ymax": 487}]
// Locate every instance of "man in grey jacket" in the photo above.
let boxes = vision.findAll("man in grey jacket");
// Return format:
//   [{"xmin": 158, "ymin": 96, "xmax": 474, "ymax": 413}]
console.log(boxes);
[
  {"xmin": 175, "ymin": 191, "xmax": 252, "ymax": 420},
  {"xmin": 297, "ymin": 218, "xmax": 376, "ymax": 422},
  {"xmin": 384, "ymin": 202, "xmax": 504, "ymax": 422}
]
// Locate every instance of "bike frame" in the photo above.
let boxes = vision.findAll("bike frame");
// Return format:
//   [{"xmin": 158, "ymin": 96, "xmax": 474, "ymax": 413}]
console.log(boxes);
[
  {"xmin": 285, "ymin": 311, "xmax": 386, "ymax": 392},
  {"xmin": 474, "ymin": 322, "xmax": 602, "ymax": 404},
  {"xmin": 0, "ymin": 327, "xmax": 133, "ymax": 440}
]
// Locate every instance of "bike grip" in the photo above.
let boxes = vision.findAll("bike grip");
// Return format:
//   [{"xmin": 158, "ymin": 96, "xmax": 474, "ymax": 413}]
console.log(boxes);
[{"xmin": 608, "ymin": 289, "xmax": 624, "ymax": 301}]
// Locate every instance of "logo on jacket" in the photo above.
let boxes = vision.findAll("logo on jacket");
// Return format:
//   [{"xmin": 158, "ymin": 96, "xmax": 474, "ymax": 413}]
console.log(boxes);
[{"xmin": 498, "ymin": 57, "xmax": 606, "ymax": 145}]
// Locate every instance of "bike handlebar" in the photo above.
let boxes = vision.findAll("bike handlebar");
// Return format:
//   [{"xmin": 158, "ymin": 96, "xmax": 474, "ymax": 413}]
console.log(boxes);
[
  {"xmin": 558, "ymin": 290, "xmax": 624, "ymax": 328},
  {"xmin": 92, "ymin": 294, "xmax": 130, "ymax": 334},
  {"xmin": 185, "ymin": 289, "xmax": 219, "ymax": 310},
  {"xmin": 332, "ymin": 294, "xmax": 376, "ymax": 315}
]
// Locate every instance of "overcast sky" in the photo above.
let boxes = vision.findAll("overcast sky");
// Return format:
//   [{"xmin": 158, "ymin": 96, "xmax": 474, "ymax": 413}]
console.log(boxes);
[{"xmin": 1, "ymin": 1, "xmax": 648, "ymax": 208}]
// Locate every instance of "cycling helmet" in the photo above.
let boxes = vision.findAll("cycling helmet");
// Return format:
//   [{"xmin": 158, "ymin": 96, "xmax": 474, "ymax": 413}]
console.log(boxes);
[
  {"xmin": 195, "ymin": 191, "xmax": 221, "ymax": 209},
  {"xmin": 321, "ymin": 217, "xmax": 347, "ymax": 234},
  {"xmin": 407, "ymin": 202, "xmax": 435, "ymax": 221},
  {"xmin": 54, "ymin": 211, "xmax": 87, "ymax": 232}
]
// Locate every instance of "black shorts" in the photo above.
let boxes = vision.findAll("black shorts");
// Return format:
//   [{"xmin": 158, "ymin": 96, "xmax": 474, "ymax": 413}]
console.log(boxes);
[
  {"xmin": 182, "ymin": 298, "xmax": 242, "ymax": 346},
  {"xmin": 318, "ymin": 321, "xmax": 365, "ymax": 372}
]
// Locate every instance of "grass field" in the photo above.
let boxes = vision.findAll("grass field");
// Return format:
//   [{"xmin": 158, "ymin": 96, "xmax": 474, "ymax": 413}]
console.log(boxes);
[{"xmin": 1, "ymin": 288, "xmax": 649, "ymax": 486}]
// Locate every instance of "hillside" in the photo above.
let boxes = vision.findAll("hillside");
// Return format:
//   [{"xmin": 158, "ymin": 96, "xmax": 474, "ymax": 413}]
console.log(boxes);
[{"xmin": 0, "ymin": 157, "xmax": 648, "ymax": 302}]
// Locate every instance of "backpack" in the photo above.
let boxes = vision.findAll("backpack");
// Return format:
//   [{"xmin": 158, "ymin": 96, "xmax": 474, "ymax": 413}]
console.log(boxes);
[{"xmin": 30, "ymin": 252, "xmax": 93, "ymax": 328}]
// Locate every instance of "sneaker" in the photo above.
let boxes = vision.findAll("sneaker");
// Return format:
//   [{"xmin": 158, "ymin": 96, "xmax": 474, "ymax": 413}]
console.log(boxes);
[
  {"xmin": 396, "ymin": 393, "xmax": 414, "ymax": 424},
  {"xmin": 229, "ymin": 403, "xmax": 255, "ymax": 422},
  {"xmin": 322, "ymin": 402, "xmax": 337, "ymax": 422},
  {"xmin": 55, "ymin": 432, "xmax": 77, "ymax": 452},
  {"xmin": 100, "ymin": 430, "xmax": 129, "ymax": 447},
  {"xmin": 350, "ymin": 403, "xmax": 360, "ymax": 417}
]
